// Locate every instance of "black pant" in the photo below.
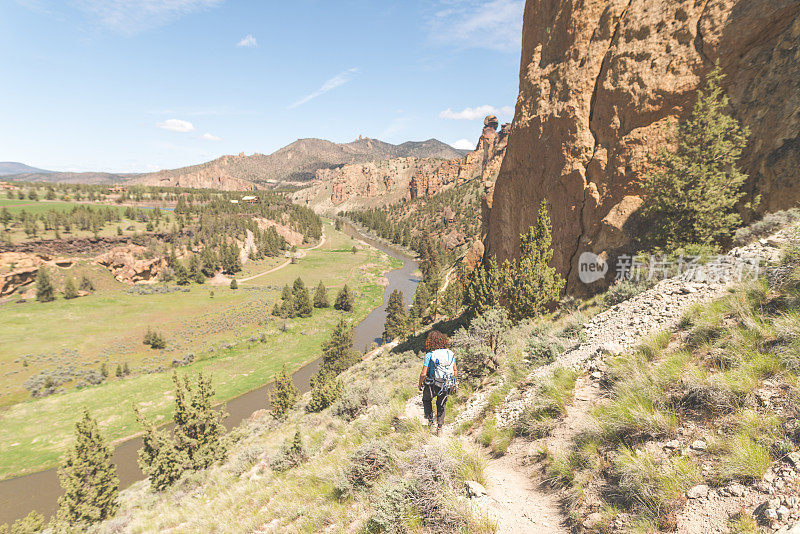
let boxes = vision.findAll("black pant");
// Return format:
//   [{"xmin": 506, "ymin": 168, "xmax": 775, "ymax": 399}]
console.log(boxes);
[{"xmin": 422, "ymin": 383, "xmax": 448, "ymax": 427}]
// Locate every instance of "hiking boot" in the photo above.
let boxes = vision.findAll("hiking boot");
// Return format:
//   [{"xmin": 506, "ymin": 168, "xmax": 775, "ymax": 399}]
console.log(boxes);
[{"xmin": 435, "ymin": 425, "xmax": 442, "ymax": 436}]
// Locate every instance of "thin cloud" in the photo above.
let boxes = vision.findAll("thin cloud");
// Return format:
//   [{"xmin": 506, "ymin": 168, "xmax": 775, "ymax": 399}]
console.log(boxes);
[
  {"xmin": 429, "ymin": 0, "xmax": 524, "ymax": 52},
  {"xmin": 157, "ymin": 119, "xmax": 195, "ymax": 132},
  {"xmin": 72, "ymin": 0, "xmax": 223, "ymax": 35},
  {"xmin": 236, "ymin": 34, "xmax": 257, "ymax": 47},
  {"xmin": 451, "ymin": 139, "xmax": 475, "ymax": 150},
  {"xmin": 439, "ymin": 105, "xmax": 513, "ymax": 120},
  {"xmin": 288, "ymin": 67, "xmax": 359, "ymax": 109},
  {"xmin": 201, "ymin": 132, "xmax": 222, "ymax": 141}
]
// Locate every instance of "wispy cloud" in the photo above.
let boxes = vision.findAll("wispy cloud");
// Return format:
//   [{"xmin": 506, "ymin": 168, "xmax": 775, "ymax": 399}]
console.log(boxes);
[
  {"xmin": 288, "ymin": 67, "xmax": 359, "ymax": 109},
  {"xmin": 439, "ymin": 105, "xmax": 513, "ymax": 120},
  {"xmin": 451, "ymin": 139, "xmax": 475, "ymax": 150},
  {"xmin": 201, "ymin": 132, "xmax": 222, "ymax": 141},
  {"xmin": 157, "ymin": 119, "xmax": 195, "ymax": 132},
  {"xmin": 72, "ymin": 0, "xmax": 223, "ymax": 35},
  {"xmin": 236, "ymin": 34, "xmax": 257, "ymax": 47},
  {"xmin": 428, "ymin": 0, "xmax": 524, "ymax": 52}
]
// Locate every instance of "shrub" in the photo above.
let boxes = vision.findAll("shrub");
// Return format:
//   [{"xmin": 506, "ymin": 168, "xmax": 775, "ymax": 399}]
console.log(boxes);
[
  {"xmin": 63, "ymin": 278, "xmax": 78, "ymax": 299},
  {"xmin": 270, "ymin": 430, "xmax": 306, "ymax": 472},
  {"xmin": 715, "ymin": 434, "xmax": 771, "ymax": 483},
  {"xmin": 331, "ymin": 383, "xmax": 372, "ymax": 421},
  {"xmin": 734, "ymin": 208, "xmax": 800, "ymax": 246},
  {"xmin": 306, "ymin": 373, "xmax": 342, "ymax": 413},
  {"xmin": 6, "ymin": 511, "xmax": 45, "ymax": 534},
  {"xmin": 451, "ymin": 307, "xmax": 510, "ymax": 381},
  {"xmin": 341, "ymin": 441, "xmax": 394, "ymax": 492},
  {"xmin": 229, "ymin": 278, "xmax": 238, "ymax": 290},
  {"xmin": 605, "ymin": 279, "xmax": 649, "ymax": 306}
]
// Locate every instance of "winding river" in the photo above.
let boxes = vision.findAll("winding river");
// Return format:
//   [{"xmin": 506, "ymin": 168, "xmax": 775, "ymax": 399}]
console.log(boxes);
[{"xmin": 0, "ymin": 221, "xmax": 419, "ymax": 525}]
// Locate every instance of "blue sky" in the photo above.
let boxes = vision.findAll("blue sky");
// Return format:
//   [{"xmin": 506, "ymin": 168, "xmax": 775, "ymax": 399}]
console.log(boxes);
[{"xmin": 1, "ymin": 0, "xmax": 523, "ymax": 173}]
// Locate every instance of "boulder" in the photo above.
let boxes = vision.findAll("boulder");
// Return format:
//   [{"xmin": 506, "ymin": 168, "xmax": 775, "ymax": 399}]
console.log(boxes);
[{"xmin": 464, "ymin": 480, "xmax": 487, "ymax": 498}]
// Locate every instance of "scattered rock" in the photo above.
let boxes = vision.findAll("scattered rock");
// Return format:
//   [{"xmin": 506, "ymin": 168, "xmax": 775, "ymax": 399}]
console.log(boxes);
[
  {"xmin": 465, "ymin": 480, "xmax": 487, "ymax": 498},
  {"xmin": 787, "ymin": 452, "xmax": 800, "ymax": 469},
  {"xmin": 687, "ymin": 485, "xmax": 709, "ymax": 499},
  {"xmin": 690, "ymin": 440, "xmax": 707, "ymax": 452}
]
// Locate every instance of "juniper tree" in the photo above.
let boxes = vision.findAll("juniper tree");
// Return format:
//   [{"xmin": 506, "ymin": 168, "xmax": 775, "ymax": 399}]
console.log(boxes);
[
  {"xmin": 638, "ymin": 63, "xmax": 750, "ymax": 251},
  {"xmin": 268, "ymin": 364, "xmax": 299, "ymax": 420},
  {"xmin": 383, "ymin": 289, "xmax": 407, "ymax": 342},
  {"xmin": 411, "ymin": 280, "xmax": 432, "ymax": 319},
  {"xmin": 292, "ymin": 277, "xmax": 313, "ymax": 318},
  {"xmin": 79, "ymin": 275, "xmax": 94, "ymax": 292},
  {"xmin": 319, "ymin": 319, "xmax": 359, "ymax": 377},
  {"xmin": 334, "ymin": 284, "xmax": 354, "ymax": 312},
  {"xmin": 63, "ymin": 277, "xmax": 78, "ymax": 300},
  {"xmin": 57, "ymin": 409, "xmax": 119, "ymax": 526},
  {"xmin": 135, "ymin": 409, "xmax": 186, "ymax": 491},
  {"xmin": 229, "ymin": 278, "xmax": 238, "ymax": 290},
  {"xmin": 313, "ymin": 281, "xmax": 329, "ymax": 308},
  {"xmin": 35, "ymin": 267, "xmax": 55, "ymax": 302},
  {"xmin": 171, "ymin": 372, "xmax": 227, "ymax": 470},
  {"xmin": 500, "ymin": 200, "xmax": 565, "ymax": 322},
  {"xmin": 466, "ymin": 256, "xmax": 501, "ymax": 317},
  {"xmin": 307, "ymin": 370, "xmax": 342, "ymax": 412}
]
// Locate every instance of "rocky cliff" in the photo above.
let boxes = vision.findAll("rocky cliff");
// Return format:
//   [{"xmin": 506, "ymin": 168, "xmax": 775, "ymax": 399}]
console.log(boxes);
[
  {"xmin": 296, "ymin": 117, "xmax": 509, "ymax": 214},
  {"xmin": 485, "ymin": 0, "xmax": 800, "ymax": 294}
]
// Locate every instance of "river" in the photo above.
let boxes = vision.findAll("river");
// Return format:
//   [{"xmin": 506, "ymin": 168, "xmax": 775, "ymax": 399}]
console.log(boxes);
[{"xmin": 0, "ymin": 221, "xmax": 419, "ymax": 525}]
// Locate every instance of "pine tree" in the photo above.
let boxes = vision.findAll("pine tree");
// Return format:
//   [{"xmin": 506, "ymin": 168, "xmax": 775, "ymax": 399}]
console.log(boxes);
[
  {"xmin": 383, "ymin": 289, "xmax": 407, "ymax": 342},
  {"xmin": 63, "ymin": 277, "xmax": 78, "ymax": 299},
  {"xmin": 229, "ymin": 278, "xmax": 238, "ymax": 290},
  {"xmin": 466, "ymin": 256, "xmax": 502, "ymax": 317},
  {"xmin": 35, "ymin": 267, "xmax": 55, "ymax": 302},
  {"xmin": 174, "ymin": 262, "xmax": 191, "ymax": 286},
  {"xmin": 135, "ymin": 409, "xmax": 186, "ymax": 491},
  {"xmin": 500, "ymin": 199, "xmax": 565, "ymax": 322},
  {"xmin": 57, "ymin": 409, "xmax": 119, "ymax": 526},
  {"xmin": 319, "ymin": 319, "xmax": 359, "ymax": 376},
  {"xmin": 638, "ymin": 63, "xmax": 750, "ymax": 251},
  {"xmin": 313, "ymin": 281, "xmax": 329, "ymax": 308},
  {"xmin": 268, "ymin": 364, "xmax": 299, "ymax": 420},
  {"xmin": 291, "ymin": 277, "xmax": 313, "ymax": 317},
  {"xmin": 6, "ymin": 511, "xmax": 45, "ymax": 534},
  {"xmin": 171, "ymin": 372, "xmax": 227, "ymax": 470},
  {"xmin": 334, "ymin": 284, "xmax": 354, "ymax": 312},
  {"xmin": 411, "ymin": 280, "xmax": 431, "ymax": 319}
]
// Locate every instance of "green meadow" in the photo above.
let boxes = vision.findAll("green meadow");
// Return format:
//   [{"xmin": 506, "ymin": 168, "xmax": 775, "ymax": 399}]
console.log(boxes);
[{"xmin": 0, "ymin": 221, "xmax": 400, "ymax": 480}]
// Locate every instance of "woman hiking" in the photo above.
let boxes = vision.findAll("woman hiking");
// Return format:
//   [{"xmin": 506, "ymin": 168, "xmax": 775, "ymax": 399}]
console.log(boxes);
[{"xmin": 418, "ymin": 330, "xmax": 457, "ymax": 435}]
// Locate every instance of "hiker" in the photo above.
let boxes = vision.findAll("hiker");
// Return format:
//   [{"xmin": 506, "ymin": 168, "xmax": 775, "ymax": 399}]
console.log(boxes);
[{"xmin": 418, "ymin": 330, "xmax": 457, "ymax": 435}]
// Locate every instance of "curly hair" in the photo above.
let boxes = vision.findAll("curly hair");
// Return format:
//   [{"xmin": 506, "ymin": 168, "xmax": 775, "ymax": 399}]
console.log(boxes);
[{"xmin": 425, "ymin": 330, "xmax": 450, "ymax": 351}]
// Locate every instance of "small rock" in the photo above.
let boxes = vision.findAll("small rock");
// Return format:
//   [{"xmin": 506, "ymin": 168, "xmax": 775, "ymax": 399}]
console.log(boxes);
[
  {"xmin": 590, "ymin": 371, "xmax": 603, "ymax": 380},
  {"xmin": 779, "ymin": 506, "xmax": 792, "ymax": 520},
  {"xmin": 664, "ymin": 440, "xmax": 680, "ymax": 450},
  {"xmin": 582, "ymin": 512, "xmax": 603, "ymax": 529},
  {"xmin": 727, "ymin": 484, "xmax": 747, "ymax": 497},
  {"xmin": 787, "ymin": 452, "xmax": 800, "ymax": 469},
  {"xmin": 690, "ymin": 440, "xmax": 707, "ymax": 451},
  {"xmin": 465, "ymin": 480, "xmax": 487, "ymax": 498},
  {"xmin": 687, "ymin": 484, "xmax": 709, "ymax": 499}
]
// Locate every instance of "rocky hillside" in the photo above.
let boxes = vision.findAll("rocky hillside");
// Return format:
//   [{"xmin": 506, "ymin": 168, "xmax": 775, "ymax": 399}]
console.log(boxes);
[
  {"xmin": 295, "ymin": 115, "xmax": 509, "ymax": 215},
  {"xmin": 485, "ymin": 0, "xmax": 800, "ymax": 294},
  {"xmin": 131, "ymin": 137, "xmax": 464, "ymax": 191},
  {"xmin": 0, "ymin": 162, "xmax": 52, "ymax": 175}
]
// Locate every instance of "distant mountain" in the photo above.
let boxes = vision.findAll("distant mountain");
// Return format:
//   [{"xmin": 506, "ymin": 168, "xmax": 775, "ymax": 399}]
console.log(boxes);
[
  {"xmin": 0, "ymin": 162, "xmax": 52, "ymax": 175},
  {"xmin": 3, "ymin": 172, "xmax": 132, "ymax": 185},
  {"xmin": 130, "ymin": 137, "xmax": 466, "ymax": 191}
]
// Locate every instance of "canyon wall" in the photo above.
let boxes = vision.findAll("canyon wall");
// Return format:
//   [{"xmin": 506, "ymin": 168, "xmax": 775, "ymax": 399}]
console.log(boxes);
[{"xmin": 485, "ymin": 0, "xmax": 800, "ymax": 294}]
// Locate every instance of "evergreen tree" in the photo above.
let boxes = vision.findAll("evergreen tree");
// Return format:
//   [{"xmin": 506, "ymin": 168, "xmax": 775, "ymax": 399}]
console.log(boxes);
[
  {"xmin": 500, "ymin": 199, "xmax": 565, "ymax": 322},
  {"xmin": 638, "ymin": 63, "xmax": 750, "ymax": 250},
  {"xmin": 171, "ymin": 372, "xmax": 227, "ymax": 470},
  {"xmin": 442, "ymin": 276, "xmax": 465, "ymax": 317},
  {"xmin": 35, "ymin": 267, "xmax": 55, "ymax": 302},
  {"xmin": 5, "ymin": 511, "xmax": 45, "ymax": 534},
  {"xmin": 465, "ymin": 256, "xmax": 502, "ymax": 317},
  {"xmin": 79, "ymin": 275, "xmax": 94, "ymax": 292},
  {"xmin": 334, "ymin": 284, "xmax": 354, "ymax": 312},
  {"xmin": 135, "ymin": 409, "xmax": 186, "ymax": 491},
  {"xmin": 57, "ymin": 409, "xmax": 119, "ymax": 526},
  {"xmin": 306, "ymin": 371, "xmax": 342, "ymax": 413},
  {"xmin": 318, "ymin": 319, "xmax": 359, "ymax": 376},
  {"xmin": 115, "ymin": 364, "xmax": 123, "ymax": 378},
  {"xmin": 383, "ymin": 289, "xmax": 407, "ymax": 342},
  {"xmin": 281, "ymin": 283, "xmax": 293, "ymax": 302},
  {"xmin": 63, "ymin": 277, "xmax": 78, "ymax": 299},
  {"xmin": 174, "ymin": 262, "xmax": 191, "ymax": 286},
  {"xmin": 229, "ymin": 278, "xmax": 238, "ymax": 290},
  {"xmin": 268, "ymin": 364, "xmax": 299, "ymax": 420},
  {"xmin": 411, "ymin": 280, "xmax": 431, "ymax": 319},
  {"xmin": 291, "ymin": 277, "xmax": 313, "ymax": 318},
  {"xmin": 313, "ymin": 281, "xmax": 329, "ymax": 308}
]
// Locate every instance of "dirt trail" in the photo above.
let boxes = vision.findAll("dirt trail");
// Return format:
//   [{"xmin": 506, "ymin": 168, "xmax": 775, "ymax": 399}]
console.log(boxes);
[
  {"xmin": 239, "ymin": 229, "xmax": 256, "ymax": 265},
  {"xmin": 482, "ymin": 376, "xmax": 599, "ymax": 533},
  {"xmin": 238, "ymin": 229, "xmax": 326, "ymax": 283}
]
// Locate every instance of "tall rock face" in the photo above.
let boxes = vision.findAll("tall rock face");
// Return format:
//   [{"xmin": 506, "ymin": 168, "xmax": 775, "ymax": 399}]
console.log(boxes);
[
  {"xmin": 295, "ymin": 118, "xmax": 509, "ymax": 214},
  {"xmin": 485, "ymin": 0, "xmax": 800, "ymax": 295}
]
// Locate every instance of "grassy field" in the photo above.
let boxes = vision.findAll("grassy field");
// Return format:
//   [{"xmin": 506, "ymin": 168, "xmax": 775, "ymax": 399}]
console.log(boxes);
[
  {"xmin": 0, "ymin": 198, "xmax": 172, "ymax": 243},
  {"xmin": 0, "ymin": 221, "xmax": 400, "ymax": 480}
]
